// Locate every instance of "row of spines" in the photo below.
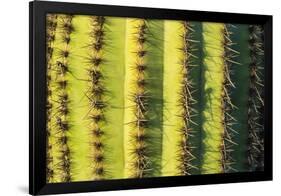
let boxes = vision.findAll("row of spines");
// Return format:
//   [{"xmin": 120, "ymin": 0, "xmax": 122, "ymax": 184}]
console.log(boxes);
[{"xmin": 86, "ymin": 16, "xmax": 108, "ymax": 180}]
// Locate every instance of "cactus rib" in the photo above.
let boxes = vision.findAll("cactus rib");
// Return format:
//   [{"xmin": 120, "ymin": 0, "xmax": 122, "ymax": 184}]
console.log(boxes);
[
  {"xmin": 247, "ymin": 25, "xmax": 265, "ymax": 171},
  {"xmin": 46, "ymin": 14, "xmax": 58, "ymax": 183}
]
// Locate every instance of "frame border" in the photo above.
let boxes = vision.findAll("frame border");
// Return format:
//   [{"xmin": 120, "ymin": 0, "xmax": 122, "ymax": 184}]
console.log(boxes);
[{"xmin": 29, "ymin": 1, "xmax": 273, "ymax": 195}]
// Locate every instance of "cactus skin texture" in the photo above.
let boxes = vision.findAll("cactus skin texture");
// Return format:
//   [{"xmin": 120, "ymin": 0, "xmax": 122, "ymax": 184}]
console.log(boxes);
[{"xmin": 46, "ymin": 14, "xmax": 266, "ymax": 182}]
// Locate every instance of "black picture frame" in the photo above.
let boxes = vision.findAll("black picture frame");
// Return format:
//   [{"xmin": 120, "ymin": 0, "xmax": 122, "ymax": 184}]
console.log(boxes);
[{"xmin": 29, "ymin": 1, "xmax": 273, "ymax": 195}]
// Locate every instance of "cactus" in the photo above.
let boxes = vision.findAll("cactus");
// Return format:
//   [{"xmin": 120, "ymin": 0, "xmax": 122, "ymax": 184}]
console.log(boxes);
[{"xmin": 46, "ymin": 14, "xmax": 265, "ymax": 183}]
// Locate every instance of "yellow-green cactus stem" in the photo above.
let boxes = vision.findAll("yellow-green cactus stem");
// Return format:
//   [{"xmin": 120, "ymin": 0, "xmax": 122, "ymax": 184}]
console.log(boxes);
[
  {"xmin": 48, "ymin": 15, "xmax": 128, "ymax": 182},
  {"xmin": 201, "ymin": 23, "xmax": 238, "ymax": 174},
  {"xmin": 48, "ymin": 14, "xmax": 75, "ymax": 182},
  {"xmin": 162, "ymin": 20, "xmax": 189, "ymax": 176},
  {"xmin": 56, "ymin": 14, "xmax": 74, "ymax": 182},
  {"xmin": 247, "ymin": 25, "xmax": 265, "ymax": 171},
  {"xmin": 176, "ymin": 21, "xmax": 200, "ymax": 175},
  {"xmin": 47, "ymin": 14, "xmax": 64, "ymax": 183},
  {"xmin": 124, "ymin": 18, "xmax": 164, "ymax": 178},
  {"xmin": 64, "ymin": 15, "xmax": 94, "ymax": 181},
  {"xmin": 144, "ymin": 19, "xmax": 164, "ymax": 177},
  {"xmin": 201, "ymin": 22, "xmax": 225, "ymax": 174},
  {"xmin": 85, "ymin": 16, "xmax": 108, "ymax": 180},
  {"xmin": 162, "ymin": 21, "xmax": 203, "ymax": 176},
  {"xmin": 124, "ymin": 18, "xmax": 150, "ymax": 178},
  {"xmin": 54, "ymin": 15, "xmax": 127, "ymax": 182},
  {"xmin": 80, "ymin": 15, "xmax": 127, "ymax": 180}
]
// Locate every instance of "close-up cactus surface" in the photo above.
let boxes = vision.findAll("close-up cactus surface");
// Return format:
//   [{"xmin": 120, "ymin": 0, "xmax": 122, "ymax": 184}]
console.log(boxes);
[{"xmin": 46, "ymin": 14, "xmax": 265, "ymax": 183}]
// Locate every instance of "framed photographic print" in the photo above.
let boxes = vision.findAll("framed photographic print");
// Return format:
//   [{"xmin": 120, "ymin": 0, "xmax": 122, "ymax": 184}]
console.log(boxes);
[{"xmin": 29, "ymin": 1, "xmax": 273, "ymax": 195}]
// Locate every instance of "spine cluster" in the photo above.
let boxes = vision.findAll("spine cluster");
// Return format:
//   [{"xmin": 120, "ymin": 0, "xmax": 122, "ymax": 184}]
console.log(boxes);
[
  {"xmin": 247, "ymin": 25, "xmax": 265, "ymax": 171},
  {"xmin": 87, "ymin": 16, "xmax": 107, "ymax": 180}
]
